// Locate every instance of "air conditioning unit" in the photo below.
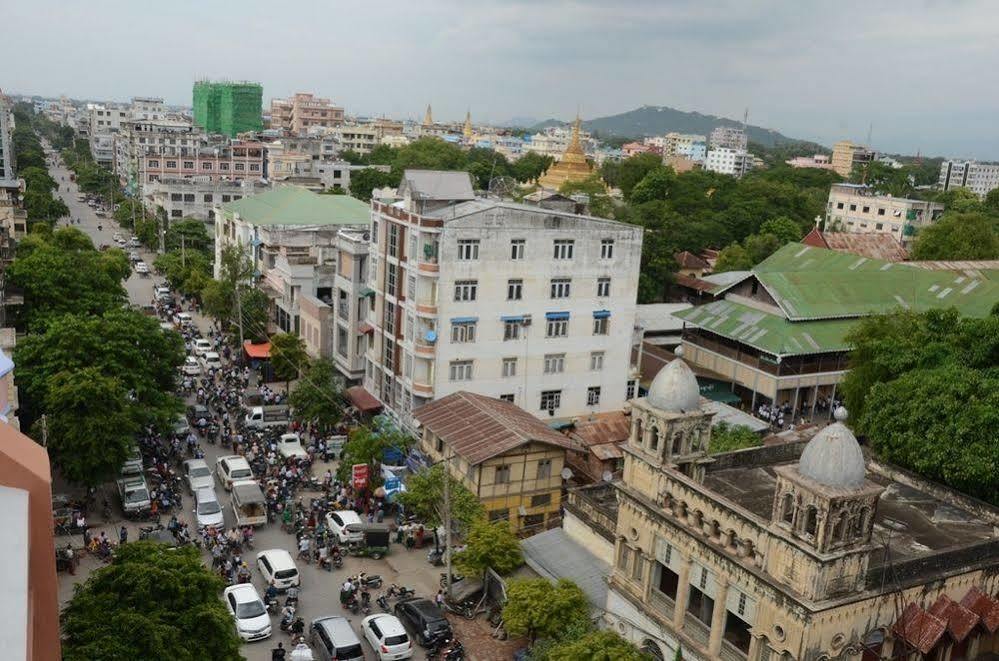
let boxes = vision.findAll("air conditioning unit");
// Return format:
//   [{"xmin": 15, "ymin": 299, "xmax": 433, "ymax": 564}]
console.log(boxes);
[{"xmin": 521, "ymin": 315, "xmax": 532, "ymax": 326}]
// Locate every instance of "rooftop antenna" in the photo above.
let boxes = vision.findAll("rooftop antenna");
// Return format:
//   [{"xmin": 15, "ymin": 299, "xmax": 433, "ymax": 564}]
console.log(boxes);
[{"xmin": 865, "ymin": 122, "xmax": 873, "ymax": 149}]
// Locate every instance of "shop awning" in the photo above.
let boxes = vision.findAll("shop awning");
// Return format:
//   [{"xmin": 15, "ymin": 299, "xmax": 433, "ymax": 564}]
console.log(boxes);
[
  {"xmin": 346, "ymin": 386, "xmax": 383, "ymax": 413},
  {"xmin": 243, "ymin": 341, "xmax": 271, "ymax": 359}
]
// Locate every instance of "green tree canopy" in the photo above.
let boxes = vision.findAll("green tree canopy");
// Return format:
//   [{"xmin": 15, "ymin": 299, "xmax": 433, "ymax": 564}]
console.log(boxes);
[
  {"xmin": 503, "ymin": 578, "xmax": 590, "ymax": 643},
  {"xmin": 560, "ymin": 174, "xmax": 613, "ymax": 218},
  {"xmin": 709, "ymin": 422, "xmax": 763, "ymax": 455},
  {"xmin": 454, "ymin": 518, "xmax": 523, "ymax": 577},
  {"xmin": 911, "ymin": 212, "xmax": 999, "ymax": 260},
  {"xmin": 349, "ymin": 167, "xmax": 399, "ymax": 202},
  {"xmin": 61, "ymin": 542, "xmax": 242, "ymax": 661},
  {"xmin": 288, "ymin": 358, "xmax": 345, "ymax": 432},
  {"xmin": 513, "ymin": 152, "xmax": 554, "ymax": 183},
  {"xmin": 759, "ymin": 215, "xmax": 804, "ymax": 244},
  {"xmin": 164, "ymin": 218, "xmax": 213, "ymax": 254},
  {"xmin": 713, "ymin": 243, "xmax": 753, "ymax": 273},
  {"xmin": 543, "ymin": 630, "xmax": 649, "ymax": 661},
  {"xmin": 617, "ymin": 153, "xmax": 664, "ymax": 200},
  {"xmin": 337, "ymin": 420, "xmax": 414, "ymax": 484},
  {"xmin": 398, "ymin": 462, "xmax": 484, "ymax": 530},
  {"xmin": 270, "ymin": 332, "xmax": 309, "ymax": 390}
]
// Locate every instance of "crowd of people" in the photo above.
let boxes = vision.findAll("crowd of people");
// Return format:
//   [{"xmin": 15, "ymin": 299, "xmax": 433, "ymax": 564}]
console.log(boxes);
[{"xmin": 756, "ymin": 395, "xmax": 843, "ymax": 431}]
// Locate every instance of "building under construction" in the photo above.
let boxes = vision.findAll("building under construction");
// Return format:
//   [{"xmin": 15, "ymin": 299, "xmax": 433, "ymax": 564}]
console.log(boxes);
[{"xmin": 192, "ymin": 80, "xmax": 263, "ymax": 137}]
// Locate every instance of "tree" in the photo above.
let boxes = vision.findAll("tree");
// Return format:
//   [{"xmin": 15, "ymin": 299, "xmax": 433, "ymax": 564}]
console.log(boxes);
[
  {"xmin": 911, "ymin": 212, "xmax": 999, "ymax": 260},
  {"xmin": 454, "ymin": 518, "xmax": 523, "ymax": 577},
  {"xmin": 289, "ymin": 359, "xmax": 345, "ymax": 432},
  {"xmin": 61, "ymin": 542, "xmax": 242, "ymax": 661},
  {"xmin": 709, "ymin": 423, "xmax": 762, "ymax": 455},
  {"xmin": 390, "ymin": 137, "xmax": 468, "ymax": 176},
  {"xmin": 984, "ymin": 188, "xmax": 999, "ymax": 215},
  {"xmin": 349, "ymin": 167, "xmax": 399, "ymax": 202},
  {"xmin": 560, "ymin": 175, "xmax": 613, "ymax": 218},
  {"xmin": 200, "ymin": 245, "xmax": 269, "ymax": 340},
  {"xmin": 743, "ymin": 232, "xmax": 783, "ymax": 264},
  {"xmin": 43, "ymin": 368, "xmax": 138, "ymax": 487},
  {"xmin": 544, "ymin": 630, "xmax": 649, "ymax": 661},
  {"xmin": 164, "ymin": 218, "xmax": 212, "ymax": 254},
  {"xmin": 713, "ymin": 243, "xmax": 753, "ymax": 273},
  {"xmin": 629, "ymin": 166, "xmax": 676, "ymax": 205},
  {"xmin": 153, "ymin": 250, "xmax": 212, "ymax": 297},
  {"xmin": 513, "ymin": 152, "xmax": 554, "ymax": 183},
  {"xmin": 503, "ymin": 578, "xmax": 590, "ymax": 643},
  {"xmin": 759, "ymin": 215, "xmax": 804, "ymax": 244},
  {"xmin": 270, "ymin": 332, "xmax": 309, "ymax": 393},
  {"xmin": 618, "ymin": 153, "xmax": 665, "ymax": 199},
  {"xmin": 398, "ymin": 463, "xmax": 484, "ymax": 530},
  {"xmin": 337, "ymin": 421, "xmax": 414, "ymax": 485}
]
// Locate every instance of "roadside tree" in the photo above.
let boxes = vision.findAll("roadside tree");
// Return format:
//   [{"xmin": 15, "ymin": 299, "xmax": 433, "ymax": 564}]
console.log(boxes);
[
  {"xmin": 398, "ymin": 462, "xmax": 483, "ymax": 530},
  {"xmin": 454, "ymin": 518, "xmax": 523, "ymax": 577},
  {"xmin": 288, "ymin": 359, "xmax": 345, "ymax": 432},
  {"xmin": 503, "ymin": 578, "xmax": 590, "ymax": 643}
]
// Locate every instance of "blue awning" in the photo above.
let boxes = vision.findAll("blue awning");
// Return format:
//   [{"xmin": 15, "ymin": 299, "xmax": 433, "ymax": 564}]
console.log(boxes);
[
  {"xmin": 545, "ymin": 311, "xmax": 570, "ymax": 321},
  {"xmin": 450, "ymin": 317, "xmax": 478, "ymax": 324},
  {"xmin": 501, "ymin": 315, "xmax": 525, "ymax": 322},
  {"xmin": 592, "ymin": 310, "xmax": 611, "ymax": 319}
]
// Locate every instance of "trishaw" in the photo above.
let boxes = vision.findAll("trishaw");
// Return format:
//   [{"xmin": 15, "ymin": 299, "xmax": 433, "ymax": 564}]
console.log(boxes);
[{"xmin": 345, "ymin": 523, "xmax": 392, "ymax": 559}]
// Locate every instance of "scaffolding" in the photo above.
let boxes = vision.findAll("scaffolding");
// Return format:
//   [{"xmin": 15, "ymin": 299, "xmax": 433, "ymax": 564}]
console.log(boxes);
[{"xmin": 192, "ymin": 80, "xmax": 263, "ymax": 137}]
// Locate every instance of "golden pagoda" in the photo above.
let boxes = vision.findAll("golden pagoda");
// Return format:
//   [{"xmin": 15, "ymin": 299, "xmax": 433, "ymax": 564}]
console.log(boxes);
[
  {"xmin": 462, "ymin": 110, "xmax": 473, "ymax": 138},
  {"xmin": 537, "ymin": 115, "xmax": 599, "ymax": 190},
  {"xmin": 423, "ymin": 104, "xmax": 433, "ymax": 127}
]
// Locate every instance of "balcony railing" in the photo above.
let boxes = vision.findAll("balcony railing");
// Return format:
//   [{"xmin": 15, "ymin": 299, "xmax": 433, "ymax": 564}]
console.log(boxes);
[
  {"xmin": 683, "ymin": 614, "xmax": 710, "ymax": 648},
  {"xmin": 720, "ymin": 640, "xmax": 749, "ymax": 661}
]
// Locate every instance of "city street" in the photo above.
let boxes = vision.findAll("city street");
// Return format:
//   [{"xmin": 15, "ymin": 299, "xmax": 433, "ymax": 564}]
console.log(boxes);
[{"xmin": 47, "ymin": 153, "xmax": 449, "ymax": 661}]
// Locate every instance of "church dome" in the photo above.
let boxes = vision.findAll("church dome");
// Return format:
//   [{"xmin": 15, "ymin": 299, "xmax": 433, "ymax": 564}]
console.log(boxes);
[
  {"xmin": 645, "ymin": 348, "xmax": 701, "ymax": 413},
  {"xmin": 797, "ymin": 407, "xmax": 866, "ymax": 488}
]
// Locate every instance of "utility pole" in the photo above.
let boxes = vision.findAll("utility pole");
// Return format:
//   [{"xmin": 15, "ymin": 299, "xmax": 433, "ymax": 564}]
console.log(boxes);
[
  {"xmin": 234, "ymin": 282, "xmax": 245, "ymax": 348},
  {"xmin": 443, "ymin": 448, "xmax": 453, "ymax": 600},
  {"xmin": 40, "ymin": 414, "xmax": 48, "ymax": 447},
  {"xmin": 181, "ymin": 234, "xmax": 186, "ymax": 269}
]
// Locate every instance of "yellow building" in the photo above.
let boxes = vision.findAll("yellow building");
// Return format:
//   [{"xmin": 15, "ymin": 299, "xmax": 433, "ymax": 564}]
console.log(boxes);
[
  {"xmin": 599, "ymin": 352, "xmax": 999, "ymax": 660},
  {"xmin": 413, "ymin": 391, "xmax": 574, "ymax": 535},
  {"xmin": 831, "ymin": 140, "xmax": 875, "ymax": 178},
  {"xmin": 538, "ymin": 116, "xmax": 599, "ymax": 190}
]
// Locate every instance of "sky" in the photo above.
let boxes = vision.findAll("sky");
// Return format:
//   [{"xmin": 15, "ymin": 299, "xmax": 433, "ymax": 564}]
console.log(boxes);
[{"xmin": 8, "ymin": 0, "xmax": 999, "ymax": 158}]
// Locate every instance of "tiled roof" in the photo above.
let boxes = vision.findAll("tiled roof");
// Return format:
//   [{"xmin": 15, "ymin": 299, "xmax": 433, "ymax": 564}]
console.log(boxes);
[
  {"xmin": 960, "ymin": 587, "xmax": 999, "ymax": 633},
  {"xmin": 928, "ymin": 594, "xmax": 979, "ymax": 642},
  {"xmin": 892, "ymin": 602, "xmax": 947, "ymax": 655},
  {"xmin": 413, "ymin": 392, "xmax": 575, "ymax": 465},
  {"xmin": 675, "ymin": 250, "xmax": 710, "ymax": 270},
  {"xmin": 674, "ymin": 274, "xmax": 717, "ymax": 293},
  {"xmin": 221, "ymin": 186, "xmax": 369, "ymax": 226}
]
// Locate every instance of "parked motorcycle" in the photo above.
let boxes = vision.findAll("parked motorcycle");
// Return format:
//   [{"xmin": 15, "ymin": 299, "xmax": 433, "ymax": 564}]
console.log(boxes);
[{"xmin": 386, "ymin": 584, "xmax": 415, "ymax": 599}]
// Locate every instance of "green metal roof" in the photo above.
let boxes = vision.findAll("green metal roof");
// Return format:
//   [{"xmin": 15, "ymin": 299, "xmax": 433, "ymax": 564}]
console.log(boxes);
[
  {"xmin": 675, "ymin": 300, "xmax": 856, "ymax": 357},
  {"xmin": 720, "ymin": 244, "xmax": 999, "ymax": 321},
  {"xmin": 221, "ymin": 187, "xmax": 369, "ymax": 227}
]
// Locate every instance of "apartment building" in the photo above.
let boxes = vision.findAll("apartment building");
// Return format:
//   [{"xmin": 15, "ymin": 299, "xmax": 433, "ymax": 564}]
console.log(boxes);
[
  {"xmin": 363, "ymin": 169, "xmax": 643, "ymax": 432},
  {"xmin": 140, "ymin": 141, "xmax": 264, "ymax": 186},
  {"xmin": 270, "ymin": 93, "xmax": 345, "ymax": 134},
  {"xmin": 144, "ymin": 177, "xmax": 266, "ymax": 222},
  {"xmin": 332, "ymin": 119, "xmax": 404, "ymax": 155},
  {"xmin": 660, "ymin": 133, "xmax": 707, "ymax": 157},
  {"xmin": 525, "ymin": 125, "xmax": 595, "ymax": 160},
  {"xmin": 0, "ymin": 97, "xmax": 16, "ymax": 189},
  {"xmin": 939, "ymin": 160, "xmax": 999, "ymax": 198},
  {"xmin": 831, "ymin": 140, "xmax": 876, "ymax": 178},
  {"xmin": 705, "ymin": 148, "xmax": 752, "ymax": 178},
  {"xmin": 88, "ymin": 104, "xmax": 128, "ymax": 166},
  {"xmin": 825, "ymin": 183, "xmax": 945, "ymax": 246},
  {"xmin": 129, "ymin": 96, "xmax": 166, "ymax": 120},
  {"xmin": 708, "ymin": 126, "xmax": 747, "ymax": 151}
]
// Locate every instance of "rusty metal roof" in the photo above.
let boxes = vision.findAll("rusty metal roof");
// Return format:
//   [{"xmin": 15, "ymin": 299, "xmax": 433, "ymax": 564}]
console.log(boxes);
[
  {"xmin": 802, "ymin": 227, "xmax": 908, "ymax": 262},
  {"xmin": 928, "ymin": 594, "xmax": 979, "ymax": 642},
  {"xmin": 892, "ymin": 602, "xmax": 947, "ymax": 655},
  {"xmin": 960, "ymin": 587, "xmax": 999, "ymax": 633},
  {"xmin": 570, "ymin": 411, "xmax": 632, "ymax": 448}
]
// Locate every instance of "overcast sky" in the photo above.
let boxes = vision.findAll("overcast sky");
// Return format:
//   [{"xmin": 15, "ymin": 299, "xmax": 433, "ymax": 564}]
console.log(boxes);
[{"xmin": 9, "ymin": 0, "xmax": 999, "ymax": 158}]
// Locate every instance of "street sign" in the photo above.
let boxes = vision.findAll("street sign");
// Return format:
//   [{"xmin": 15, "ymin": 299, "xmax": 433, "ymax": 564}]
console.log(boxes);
[{"xmin": 352, "ymin": 463, "xmax": 370, "ymax": 490}]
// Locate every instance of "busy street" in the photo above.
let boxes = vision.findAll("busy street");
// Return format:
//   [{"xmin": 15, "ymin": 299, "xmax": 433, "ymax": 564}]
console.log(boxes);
[{"xmin": 48, "ymin": 150, "xmax": 474, "ymax": 661}]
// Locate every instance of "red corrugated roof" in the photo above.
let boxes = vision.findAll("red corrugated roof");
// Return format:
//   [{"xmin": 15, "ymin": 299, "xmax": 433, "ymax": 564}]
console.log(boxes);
[
  {"xmin": 414, "ymin": 391, "xmax": 575, "ymax": 465},
  {"xmin": 960, "ymin": 588, "xmax": 999, "ymax": 633},
  {"xmin": 892, "ymin": 603, "xmax": 947, "ymax": 655},
  {"xmin": 243, "ymin": 341, "xmax": 271, "ymax": 359},
  {"xmin": 928, "ymin": 594, "xmax": 979, "ymax": 642},
  {"xmin": 345, "ymin": 386, "xmax": 382, "ymax": 413},
  {"xmin": 571, "ymin": 411, "xmax": 632, "ymax": 447},
  {"xmin": 674, "ymin": 274, "xmax": 716, "ymax": 292},
  {"xmin": 675, "ymin": 250, "xmax": 710, "ymax": 270},
  {"xmin": 800, "ymin": 229, "xmax": 908, "ymax": 262}
]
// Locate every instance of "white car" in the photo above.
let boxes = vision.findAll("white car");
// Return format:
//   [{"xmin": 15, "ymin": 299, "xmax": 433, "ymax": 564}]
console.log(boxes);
[
  {"xmin": 326, "ymin": 510, "xmax": 364, "ymax": 544},
  {"xmin": 175, "ymin": 312, "xmax": 194, "ymax": 328},
  {"xmin": 181, "ymin": 356, "xmax": 201, "ymax": 376},
  {"xmin": 256, "ymin": 549, "xmax": 300, "ymax": 591},
  {"xmin": 223, "ymin": 584, "xmax": 271, "ymax": 642},
  {"xmin": 155, "ymin": 286, "xmax": 172, "ymax": 302},
  {"xmin": 201, "ymin": 351, "xmax": 222, "ymax": 370},
  {"xmin": 134, "ymin": 261, "xmax": 149, "ymax": 274},
  {"xmin": 194, "ymin": 487, "xmax": 224, "ymax": 531},
  {"xmin": 182, "ymin": 458, "xmax": 214, "ymax": 494},
  {"xmin": 277, "ymin": 432, "xmax": 308, "ymax": 460},
  {"xmin": 129, "ymin": 237, "xmax": 141, "ymax": 247},
  {"xmin": 361, "ymin": 614, "xmax": 413, "ymax": 660},
  {"xmin": 216, "ymin": 455, "xmax": 253, "ymax": 491},
  {"xmin": 193, "ymin": 338, "xmax": 213, "ymax": 356}
]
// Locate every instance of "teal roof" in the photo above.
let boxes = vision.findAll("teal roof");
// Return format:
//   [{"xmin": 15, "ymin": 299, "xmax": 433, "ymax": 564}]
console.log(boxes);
[{"xmin": 221, "ymin": 187, "xmax": 369, "ymax": 226}]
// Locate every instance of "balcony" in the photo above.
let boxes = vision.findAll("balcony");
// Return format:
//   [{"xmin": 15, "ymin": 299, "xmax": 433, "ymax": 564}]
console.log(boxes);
[
  {"xmin": 683, "ymin": 614, "xmax": 710, "ymax": 649},
  {"xmin": 414, "ymin": 339, "xmax": 435, "ymax": 357},
  {"xmin": 417, "ymin": 261, "xmax": 439, "ymax": 275},
  {"xmin": 720, "ymin": 640, "xmax": 748, "ymax": 661},
  {"xmin": 412, "ymin": 379, "xmax": 433, "ymax": 396},
  {"xmin": 415, "ymin": 302, "xmax": 437, "ymax": 316}
]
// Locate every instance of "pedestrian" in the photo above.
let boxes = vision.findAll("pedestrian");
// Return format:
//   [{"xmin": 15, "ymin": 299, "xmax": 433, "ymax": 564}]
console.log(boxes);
[
  {"xmin": 119, "ymin": 525, "xmax": 128, "ymax": 545},
  {"xmin": 271, "ymin": 641, "xmax": 286, "ymax": 661},
  {"xmin": 435, "ymin": 589, "xmax": 445, "ymax": 608}
]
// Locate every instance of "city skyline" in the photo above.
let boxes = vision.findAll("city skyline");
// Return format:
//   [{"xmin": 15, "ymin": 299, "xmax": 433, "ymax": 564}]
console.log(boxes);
[{"xmin": 8, "ymin": 0, "xmax": 999, "ymax": 158}]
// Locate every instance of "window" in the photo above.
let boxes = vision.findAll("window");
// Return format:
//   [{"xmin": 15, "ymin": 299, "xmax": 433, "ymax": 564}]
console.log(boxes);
[
  {"xmin": 546, "ymin": 318, "xmax": 568, "ymax": 338},
  {"xmin": 171, "ymin": 209, "xmax": 182, "ymax": 218},
  {"xmin": 435, "ymin": 437, "xmax": 444, "ymax": 453},
  {"xmin": 170, "ymin": 193, "xmax": 182, "ymax": 202},
  {"xmin": 507, "ymin": 279, "xmax": 523, "ymax": 300},
  {"xmin": 384, "ymin": 301, "xmax": 395, "ymax": 334},
  {"xmin": 862, "ymin": 205, "xmax": 870, "ymax": 213},
  {"xmin": 386, "ymin": 267, "xmax": 397, "ymax": 297},
  {"xmin": 408, "ymin": 233, "xmax": 417, "ymax": 260},
  {"xmin": 222, "ymin": 195, "xmax": 231, "ymax": 202},
  {"xmin": 550, "ymin": 278, "xmax": 571, "ymax": 299},
  {"xmin": 804, "ymin": 506, "xmax": 818, "ymax": 536},
  {"xmin": 457, "ymin": 239, "xmax": 479, "ymax": 260},
  {"xmin": 626, "ymin": 380, "xmax": 636, "ymax": 400},
  {"xmin": 849, "ymin": 203, "xmax": 857, "ymax": 211},
  {"xmin": 407, "ymin": 275, "xmax": 416, "ymax": 300},
  {"xmin": 631, "ymin": 554, "xmax": 644, "ymax": 582},
  {"xmin": 587, "ymin": 386, "xmax": 601, "ymax": 406},
  {"xmin": 543, "ymin": 354, "xmax": 565, "ymax": 374},
  {"xmin": 531, "ymin": 493, "xmax": 552, "ymax": 507},
  {"xmin": 183, "ymin": 194, "xmax": 195, "ymax": 202},
  {"xmin": 148, "ymin": 160, "xmax": 159, "ymax": 167},
  {"xmin": 503, "ymin": 320, "xmax": 521, "ymax": 341},
  {"xmin": 781, "ymin": 493, "xmax": 794, "ymax": 524},
  {"xmin": 204, "ymin": 194, "xmax": 213, "ymax": 203},
  {"xmin": 836, "ymin": 202, "xmax": 844, "ymax": 209},
  {"xmin": 166, "ymin": 160, "xmax": 177, "ymax": 168},
  {"xmin": 657, "ymin": 562, "xmax": 680, "ymax": 600},
  {"xmin": 536, "ymin": 459, "xmax": 552, "ymax": 480},
  {"xmin": 502, "ymin": 358, "xmax": 517, "ymax": 377},
  {"xmin": 220, "ymin": 162, "xmax": 230, "ymax": 171},
  {"xmin": 593, "ymin": 317, "xmax": 609, "ymax": 335},
  {"xmin": 249, "ymin": 163, "xmax": 260, "ymax": 171},
  {"xmin": 875, "ymin": 222, "xmax": 884, "ymax": 230},
  {"xmin": 510, "ymin": 239, "xmax": 525, "ymax": 260},
  {"xmin": 451, "ymin": 321, "xmax": 476, "ymax": 343},
  {"xmin": 234, "ymin": 162, "xmax": 245, "ymax": 171},
  {"xmin": 601, "ymin": 238, "xmax": 615, "ymax": 259},
  {"xmin": 553, "ymin": 239, "xmax": 574, "ymax": 259},
  {"xmin": 540, "ymin": 390, "xmax": 561, "ymax": 411},
  {"xmin": 499, "ymin": 394, "xmax": 515, "ymax": 403},
  {"xmin": 449, "ymin": 360, "xmax": 473, "ymax": 381},
  {"xmin": 590, "ymin": 352, "xmax": 604, "ymax": 370},
  {"xmin": 618, "ymin": 545, "xmax": 632, "ymax": 571},
  {"xmin": 877, "ymin": 207, "xmax": 886, "ymax": 216},
  {"xmin": 387, "ymin": 224, "xmax": 399, "ymax": 257},
  {"xmin": 489, "ymin": 509, "xmax": 510, "ymax": 522},
  {"xmin": 494, "ymin": 465, "xmax": 510, "ymax": 484},
  {"xmin": 183, "ymin": 161, "xmax": 194, "ymax": 169},
  {"xmin": 454, "ymin": 280, "xmax": 477, "ymax": 301},
  {"xmin": 202, "ymin": 162, "xmax": 212, "ymax": 170},
  {"xmin": 597, "ymin": 277, "xmax": 611, "ymax": 297}
]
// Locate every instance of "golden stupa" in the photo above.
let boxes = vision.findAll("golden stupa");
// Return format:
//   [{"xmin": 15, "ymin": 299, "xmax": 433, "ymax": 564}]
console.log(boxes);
[
  {"xmin": 423, "ymin": 104, "xmax": 433, "ymax": 127},
  {"xmin": 462, "ymin": 110, "xmax": 473, "ymax": 138},
  {"xmin": 537, "ymin": 115, "xmax": 598, "ymax": 190}
]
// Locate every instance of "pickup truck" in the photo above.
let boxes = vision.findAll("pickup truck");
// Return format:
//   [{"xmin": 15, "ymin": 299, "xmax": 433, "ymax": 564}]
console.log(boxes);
[
  {"xmin": 230, "ymin": 480, "xmax": 267, "ymax": 527},
  {"xmin": 117, "ymin": 476, "xmax": 151, "ymax": 517},
  {"xmin": 277, "ymin": 432, "xmax": 308, "ymax": 460},
  {"xmin": 244, "ymin": 405, "xmax": 289, "ymax": 430}
]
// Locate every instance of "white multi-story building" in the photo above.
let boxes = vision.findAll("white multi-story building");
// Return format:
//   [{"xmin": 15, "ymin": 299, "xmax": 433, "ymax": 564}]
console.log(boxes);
[
  {"xmin": 363, "ymin": 169, "xmax": 643, "ymax": 431},
  {"xmin": 129, "ymin": 97, "xmax": 166, "ymax": 121},
  {"xmin": 825, "ymin": 183, "xmax": 945, "ymax": 246},
  {"xmin": 525, "ymin": 125, "xmax": 595, "ymax": 160},
  {"xmin": 939, "ymin": 160, "xmax": 999, "ymax": 198},
  {"xmin": 708, "ymin": 126, "xmax": 747, "ymax": 151},
  {"xmin": 661, "ymin": 133, "xmax": 707, "ymax": 158},
  {"xmin": 88, "ymin": 104, "xmax": 128, "ymax": 166},
  {"xmin": 144, "ymin": 177, "xmax": 267, "ymax": 223},
  {"xmin": 704, "ymin": 148, "xmax": 752, "ymax": 178}
]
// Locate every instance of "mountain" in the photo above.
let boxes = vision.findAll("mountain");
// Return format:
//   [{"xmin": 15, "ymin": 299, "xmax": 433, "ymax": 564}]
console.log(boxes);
[
  {"xmin": 501, "ymin": 116, "xmax": 542, "ymax": 129},
  {"xmin": 529, "ymin": 105, "xmax": 806, "ymax": 148}
]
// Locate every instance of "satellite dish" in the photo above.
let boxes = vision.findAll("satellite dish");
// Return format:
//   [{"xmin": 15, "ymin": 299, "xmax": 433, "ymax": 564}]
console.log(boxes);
[
  {"xmin": 560, "ymin": 467, "xmax": 573, "ymax": 480},
  {"xmin": 602, "ymin": 471, "xmax": 614, "ymax": 483},
  {"xmin": 488, "ymin": 175, "xmax": 517, "ymax": 199}
]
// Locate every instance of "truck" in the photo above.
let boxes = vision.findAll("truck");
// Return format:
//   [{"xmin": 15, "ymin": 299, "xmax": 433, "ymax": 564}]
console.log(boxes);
[
  {"xmin": 117, "ymin": 476, "xmax": 151, "ymax": 517},
  {"xmin": 243, "ymin": 405, "xmax": 289, "ymax": 430},
  {"xmin": 230, "ymin": 480, "xmax": 267, "ymax": 527}
]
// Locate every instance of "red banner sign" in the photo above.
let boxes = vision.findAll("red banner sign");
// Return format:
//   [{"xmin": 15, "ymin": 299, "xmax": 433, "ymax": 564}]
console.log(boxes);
[{"xmin": 352, "ymin": 463, "xmax": 370, "ymax": 490}]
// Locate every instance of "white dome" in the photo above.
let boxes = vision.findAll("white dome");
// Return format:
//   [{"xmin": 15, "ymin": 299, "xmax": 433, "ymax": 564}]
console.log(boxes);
[
  {"xmin": 645, "ymin": 350, "xmax": 701, "ymax": 413},
  {"xmin": 797, "ymin": 407, "xmax": 867, "ymax": 488}
]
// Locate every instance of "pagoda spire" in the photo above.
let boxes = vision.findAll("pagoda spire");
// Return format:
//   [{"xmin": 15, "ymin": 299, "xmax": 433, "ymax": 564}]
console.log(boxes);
[
  {"xmin": 423, "ymin": 104, "xmax": 433, "ymax": 126},
  {"xmin": 463, "ymin": 109, "xmax": 473, "ymax": 138}
]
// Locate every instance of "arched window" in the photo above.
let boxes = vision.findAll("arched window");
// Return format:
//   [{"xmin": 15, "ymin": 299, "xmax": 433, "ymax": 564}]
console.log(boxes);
[
  {"xmin": 641, "ymin": 640, "xmax": 665, "ymax": 661},
  {"xmin": 649, "ymin": 425, "xmax": 660, "ymax": 452},
  {"xmin": 781, "ymin": 493, "xmax": 794, "ymax": 524},
  {"xmin": 671, "ymin": 432, "xmax": 683, "ymax": 455},
  {"xmin": 804, "ymin": 506, "xmax": 818, "ymax": 537},
  {"xmin": 634, "ymin": 419, "xmax": 644, "ymax": 447},
  {"xmin": 853, "ymin": 506, "xmax": 870, "ymax": 538},
  {"xmin": 831, "ymin": 511, "xmax": 847, "ymax": 543}
]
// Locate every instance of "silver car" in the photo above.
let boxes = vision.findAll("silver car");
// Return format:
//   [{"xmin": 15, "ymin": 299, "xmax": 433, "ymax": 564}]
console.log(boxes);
[{"xmin": 183, "ymin": 458, "xmax": 214, "ymax": 494}]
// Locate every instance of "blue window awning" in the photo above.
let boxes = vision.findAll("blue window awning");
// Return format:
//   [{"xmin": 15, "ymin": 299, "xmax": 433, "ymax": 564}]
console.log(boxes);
[
  {"xmin": 501, "ymin": 315, "xmax": 525, "ymax": 322},
  {"xmin": 450, "ymin": 317, "xmax": 478, "ymax": 324},
  {"xmin": 545, "ymin": 311, "xmax": 570, "ymax": 321},
  {"xmin": 593, "ymin": 310, "xmax": 611, "ymax": 319}
]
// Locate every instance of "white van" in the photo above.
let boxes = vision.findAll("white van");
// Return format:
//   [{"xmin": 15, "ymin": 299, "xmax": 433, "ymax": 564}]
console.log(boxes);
[
  {"xmin": 256, "ymin": 549, "xmax": 300, "ymax": 590},
  {"xmin": 194, "ymin": 487, "xmax": 224, "ymax": 531}
]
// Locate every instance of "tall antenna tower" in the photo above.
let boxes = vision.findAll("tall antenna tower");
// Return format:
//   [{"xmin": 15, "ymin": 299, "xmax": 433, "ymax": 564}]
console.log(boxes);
[{"xmin": 742, "ymin": 107, "xmax": 749, "ymax": 131}]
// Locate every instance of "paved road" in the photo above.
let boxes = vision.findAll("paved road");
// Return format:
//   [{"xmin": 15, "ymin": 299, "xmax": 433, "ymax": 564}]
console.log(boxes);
[{"xmin": 48, "ymin": 149, "xmax": 442, "ymax": 660}]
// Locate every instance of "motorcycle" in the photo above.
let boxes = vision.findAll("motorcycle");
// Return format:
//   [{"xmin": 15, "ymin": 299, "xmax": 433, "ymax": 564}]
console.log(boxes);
[
  {"xmin": 360, "ymin": 590, "xmax": 371, "ymax": 615},
  {"xmin": 354, "ymin": 573, "xmax": 383, "ymax": 589},
  {"xmin": 428, "ymin": 638, "xmax": 465, "ymax": 661},
  {"xmin": 265, "ymin": 597, "xmax": 281, "ymax": 615},
  {"xmin": 280, "ymin": 615, "xmax": 305, "ymax": 636},
  {"xmin": 344, "ymin": 593, "xmax": 360, "ymax": 615},
  {"xmin": 386, "ymin": 584, "xmax": 415, "ymax": 599},
  {"xmin": 376, "ymin": 594, "xmax": 391, "ymax": 612}
]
